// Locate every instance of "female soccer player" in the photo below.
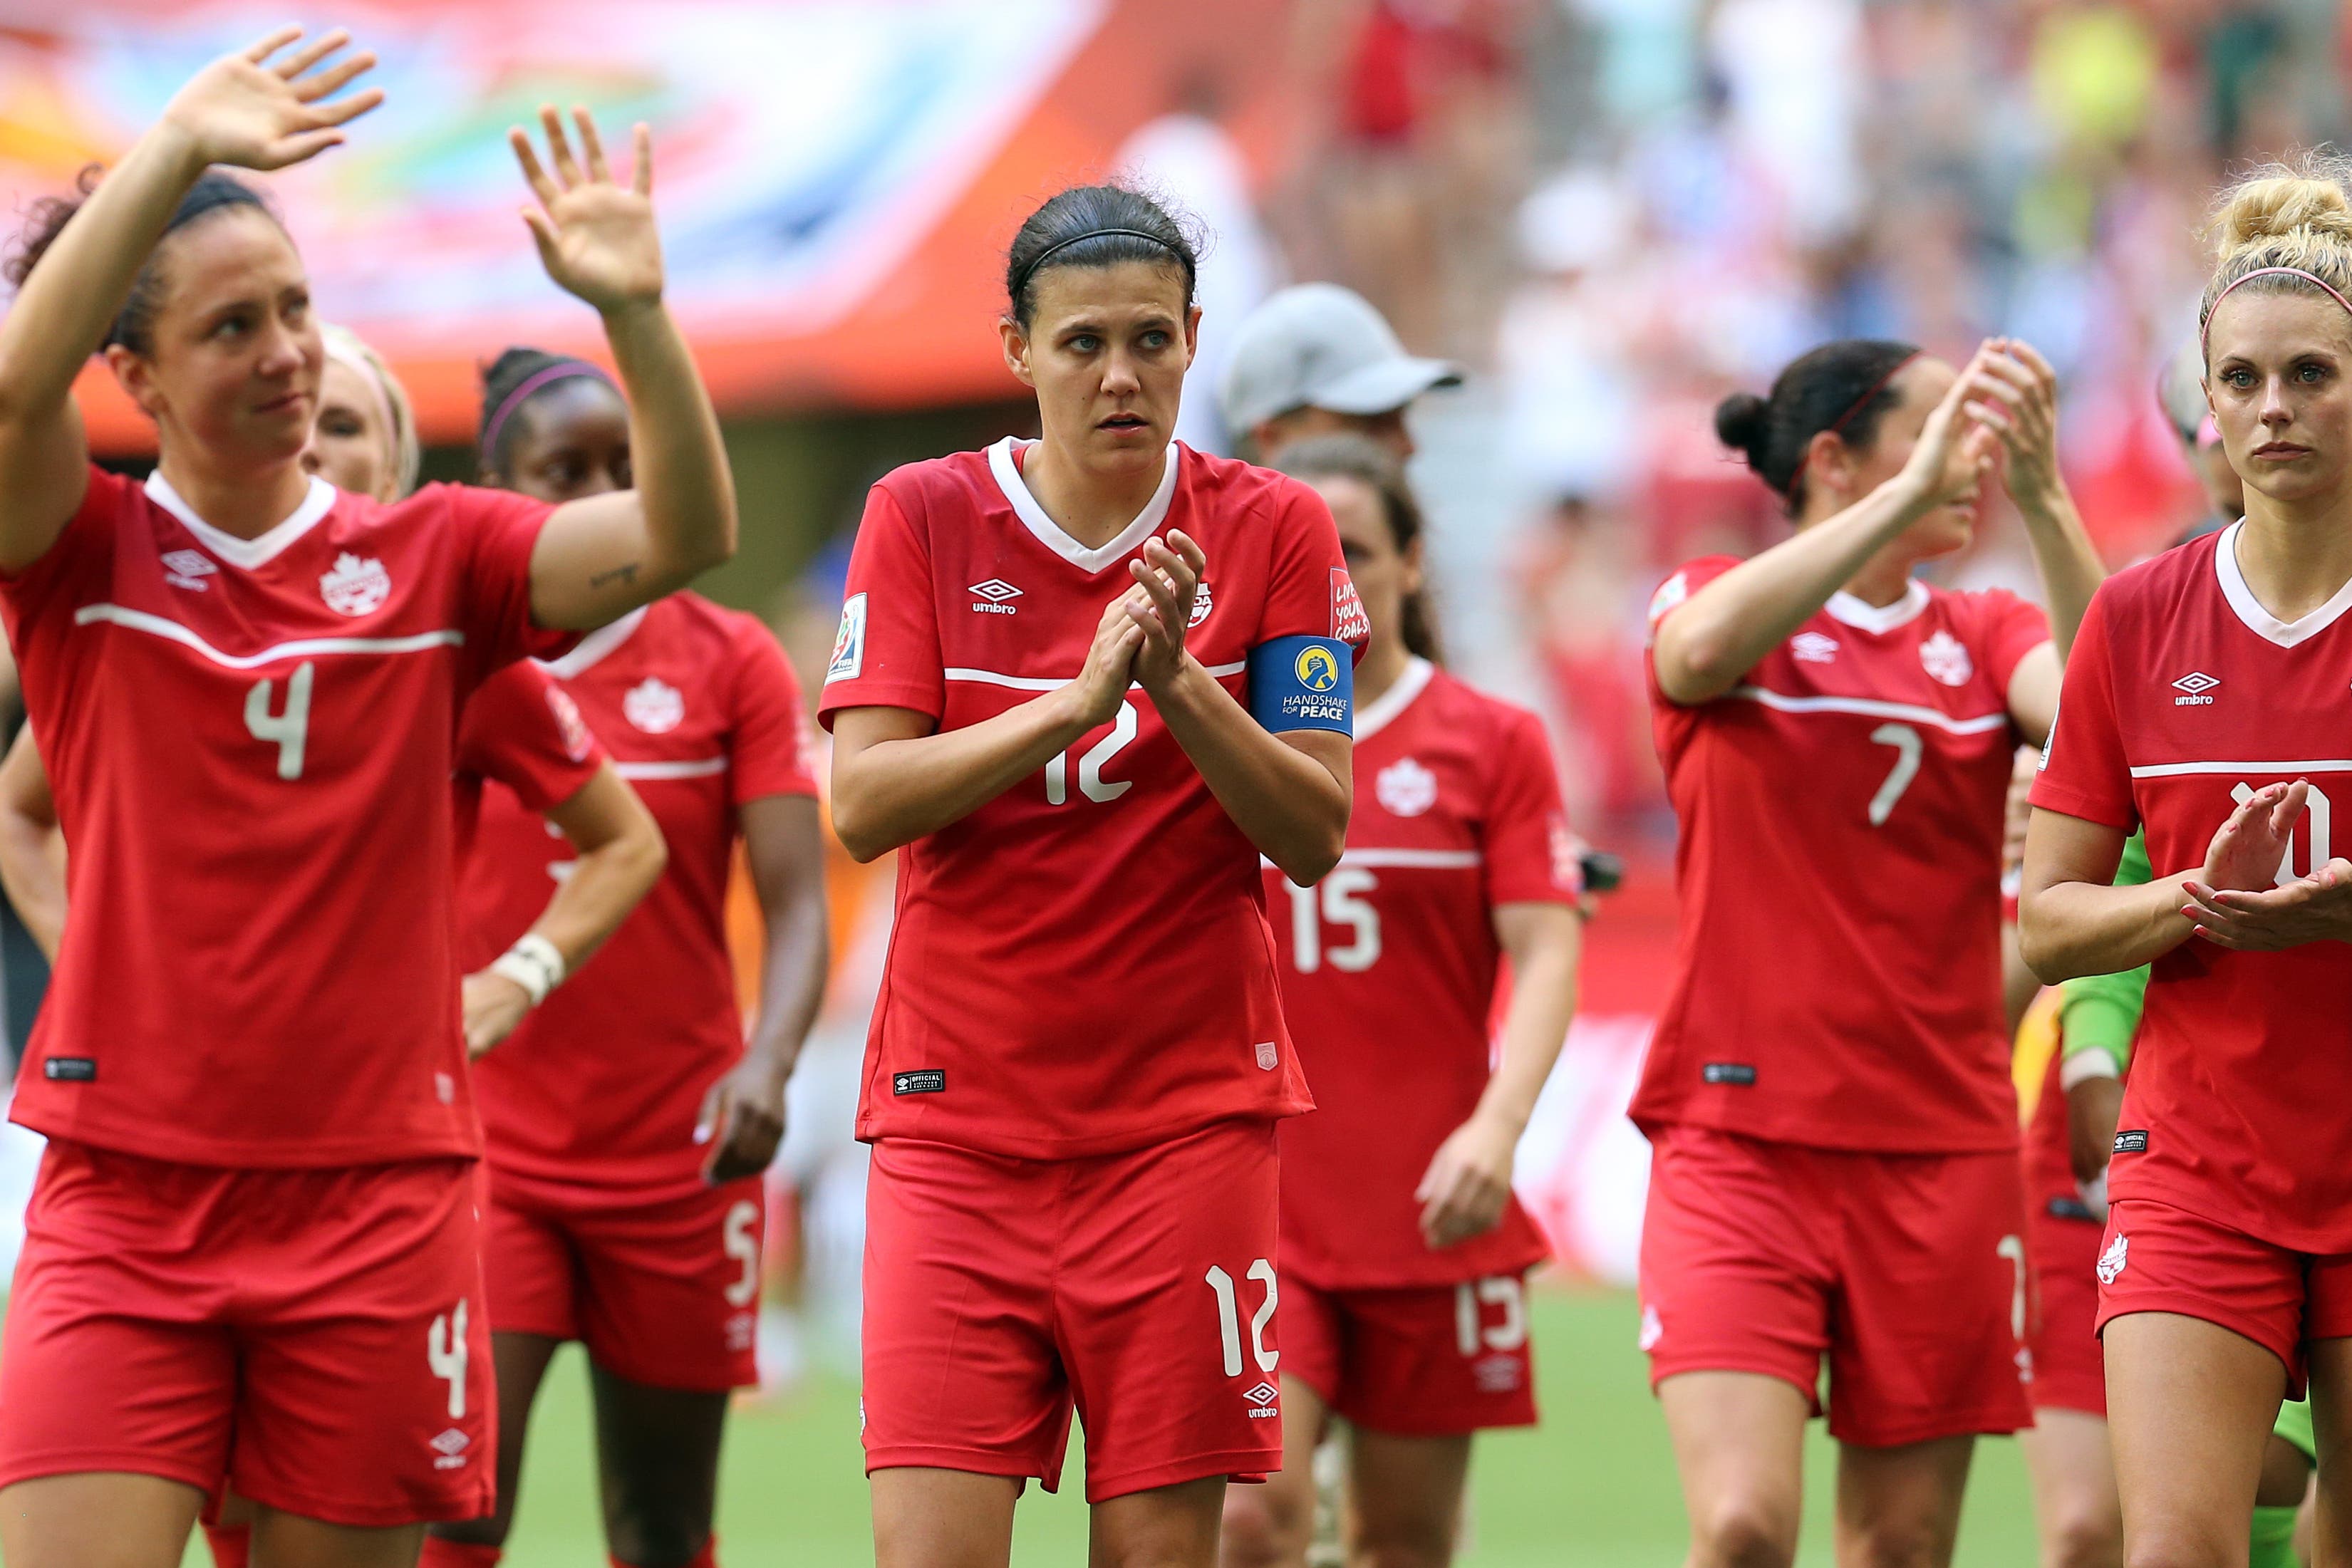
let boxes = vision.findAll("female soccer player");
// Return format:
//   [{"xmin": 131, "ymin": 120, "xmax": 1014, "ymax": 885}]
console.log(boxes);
[
  {"xmin": 1638, "ymin": 332, "xmax": 2103, "ymax": 1568},
  {"xmin": 0, "ymin": 28, "xmax": 733, "ymax": 1568},
  {"xmin": 1215, "ymin": 435, "xmax": 1582, "ymax": 1568},
  {"xmin": 822, "ymin": 184, "xmax": 1362, "ymax": 1567},
  {"xmin": 2024, "ymin": 157, "xmax": 2352, "ymax": 1568},
  {"xmin": 425, "ymin": 345, "xmax": 830, "ymax": 1568}
]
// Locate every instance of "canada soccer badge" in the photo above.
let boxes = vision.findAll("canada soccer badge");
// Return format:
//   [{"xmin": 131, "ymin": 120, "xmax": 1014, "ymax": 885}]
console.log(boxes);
[
  {"xmin": 623, "ymin": 676, "xmax": 685, "ymax": 734},
  {"xmin": 320, "ymin": 553, "xmax": 390, "ymax": 616},
  {"xmin": 1919, "ymin": 629, "xmax": 1973, "ymax": 686},
  {"xmin": 1375, "ymin": 757, "xmax": 1437, "ymax": 817}
]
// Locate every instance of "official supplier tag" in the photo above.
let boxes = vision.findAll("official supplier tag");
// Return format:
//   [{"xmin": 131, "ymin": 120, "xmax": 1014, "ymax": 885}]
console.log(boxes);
[
  {"xmin": 1701, "ymin": 1062, "xmax": 1757, "ymax": 1086},
  {"xmin": 2113, "ymin": 1128, "xmax": 2149, "ymax": 1154},
  {"xmin": 893, "ymin": 1070, "xmax": 946, "ymax": 1096},
  {"xmin": 42, "ymin": 1058, "xmax": 95, "ymax": 1082}
]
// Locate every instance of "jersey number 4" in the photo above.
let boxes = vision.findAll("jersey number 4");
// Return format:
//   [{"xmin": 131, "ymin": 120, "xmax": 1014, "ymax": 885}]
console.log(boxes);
[{"xmin": 245, "ymin": 663, "xmax": 316, "ymax": 781}]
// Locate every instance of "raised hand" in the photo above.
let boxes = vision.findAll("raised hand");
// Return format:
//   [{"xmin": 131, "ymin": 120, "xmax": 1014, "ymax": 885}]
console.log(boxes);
[
  {"xmin": 1126, "ymin": 530, "xmax": 1207, "ymax": 693},
  {"xmin": 512, "ymin": 106, "xmax": 663, "ymax": 315},
  {"xmin": 1060, "ymin": 593, "xmax": 1145, "ymax": 730},
  {"xmin": 2196, "ymin": 780, "xmax": 2303, "ymax": 893},
  {"xmin": 1968, "ymin": 338, "xmax": 2064, "ymax": 503},
  {"xmin": 161, "ymin": 26, "xmax": 382, "ymax": 172},
  {"xmin": 1897, "ymin": 343, "xmax": 2004, "ymax": 512}
]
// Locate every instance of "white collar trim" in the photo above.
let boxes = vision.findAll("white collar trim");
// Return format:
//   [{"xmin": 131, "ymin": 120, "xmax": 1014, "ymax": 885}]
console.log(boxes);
[
  {"xmin": 143, "ymin": 469, "xmax": 338, "ymax": 571},
  {"xmin": 1824, "ymin": 578, "xmax": 1929, "ymax": 635},
  {"xmin": 539, "ymin": 605, "xmax": 648, "ymax": 677},
  {"xmin": 2214, "ymin": 519, "xmax": 2352, "ymax": 648},
  {"xmin": 987, "ymin": 436, "xmax": 1179, "ymax": 574},
  {"xmin": 1353, "ymin": 656, "xmax": 1434, "ymax": 741}
]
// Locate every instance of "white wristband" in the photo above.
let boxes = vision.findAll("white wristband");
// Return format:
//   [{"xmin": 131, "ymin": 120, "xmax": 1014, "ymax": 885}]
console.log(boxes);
[{"xmin": 488, "ymin": 933, "xmax": 566, "ymax": 1008}]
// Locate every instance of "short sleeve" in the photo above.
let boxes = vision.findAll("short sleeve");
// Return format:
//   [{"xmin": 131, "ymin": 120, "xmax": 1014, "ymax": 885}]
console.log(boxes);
[
  {"xmin": 0, "ymin": 465, "xmax": 125, "ymax": 619},
  {"xmin": 727, "ymin": 615, "xmax": 819, "ymax": 804},
  {"xmin": 1482, "ymin": 707, "xmax": 1582, "ymax": 907},
  {"xmin": 455, "ymin": 662, "xmax": 605, "ymax": 814},
  {"xmin": 1969, "ymin": 587, "xmax": 2053, "ymax": 695},
  {"xmin": 2028, "ymin": 588, "xmax": 2134, "ymax": 830},
  {"xmin": 817, "ymin": 484, "xmax": 944, "ymax": 729},
  {"xmin": 1644, "ymin": 556, "xmax": 1741, "ymax": 639},
  {"xmin": 1257, "ymin": 479, "xmax": 1370, "ymax": 655},
  {"xmin": 443, "ymin": 483, "xmax": 578, "ymax": 669}
]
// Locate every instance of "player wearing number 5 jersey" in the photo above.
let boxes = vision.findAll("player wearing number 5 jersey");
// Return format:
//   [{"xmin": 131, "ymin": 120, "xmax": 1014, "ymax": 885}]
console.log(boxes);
[
  {"xmin": 822, "ymin": 185, "xmax": 1363, "ymax": 1568},
  {"xmin": 0, "ymin": 31, "xmax": 733, "ymax": 1568},
  {"xmin": 1216, "ymin": 437, "xmax": 1583, "ymax": 1568},
  {"xmin": 2024, "ymin": 157, "xmax": 2352, "ymax": 1567},
  {"xmin": 1638, "ymin": 334, "xmax": 2103, "ymax": 1568}
]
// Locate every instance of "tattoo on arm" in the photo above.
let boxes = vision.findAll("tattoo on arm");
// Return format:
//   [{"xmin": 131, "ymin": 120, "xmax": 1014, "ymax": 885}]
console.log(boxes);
[{"xmin": 588, "ymin": 561, "xmax": 641, "ymax": 589}]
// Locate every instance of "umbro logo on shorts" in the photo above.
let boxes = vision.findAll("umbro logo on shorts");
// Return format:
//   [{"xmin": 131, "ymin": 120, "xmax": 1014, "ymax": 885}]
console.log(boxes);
[
  {"xmin": 1243, "ymin": 1381, "xmax": 1279, "ymax": 1418},
  {"xmin": 893, "ymin": 1070, "xmax": 946, "ymax": 1096}
]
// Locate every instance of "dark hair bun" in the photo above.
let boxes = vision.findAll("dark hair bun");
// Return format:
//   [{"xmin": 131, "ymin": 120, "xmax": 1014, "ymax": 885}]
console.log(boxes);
[{"xmin": 1713, "ymin": 390, "xmax": 1772, "ymax": 462}]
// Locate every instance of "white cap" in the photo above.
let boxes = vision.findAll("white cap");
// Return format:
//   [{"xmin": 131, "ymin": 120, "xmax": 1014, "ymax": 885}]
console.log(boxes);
[{"xmin": 1218, "ymin": 283, "xmax": 1461, "ymax": 433}]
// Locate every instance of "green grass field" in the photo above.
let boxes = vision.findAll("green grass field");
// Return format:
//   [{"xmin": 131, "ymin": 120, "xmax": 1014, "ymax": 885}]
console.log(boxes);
[{"xmin": 469, "ymin": 1287, "xmax": 2043, "ymax": 1566}]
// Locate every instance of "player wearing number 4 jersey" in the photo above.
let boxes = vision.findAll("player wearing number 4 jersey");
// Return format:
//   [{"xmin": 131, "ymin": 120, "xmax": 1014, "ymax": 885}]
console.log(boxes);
[
  {"xmin": 1639, "ymin": 333, "xmax": 2103, "ymax": 1567},
  {"xmin": 0, "ymin": 33, "xmax": 735, "ymax": 1568},
  {"xmin": 823, "ymin": 185, "xmax": 1363, "ymax": 1568},
  {"xmin": 1218, "ymin": 437, "xmax": 1583, "ymax": 1568},
  {"xmin": 2024, "ymin": 156, "xmax": 2352, "ymax": 1568}
]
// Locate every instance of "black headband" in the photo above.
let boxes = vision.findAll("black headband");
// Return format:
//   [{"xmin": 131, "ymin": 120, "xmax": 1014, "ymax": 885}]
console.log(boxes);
[{"xmin": 1011, "ymin": 227, "xmax": 1180, "ymax": 298}]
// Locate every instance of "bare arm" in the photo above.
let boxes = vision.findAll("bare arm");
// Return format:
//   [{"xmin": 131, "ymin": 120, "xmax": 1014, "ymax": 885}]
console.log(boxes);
[
  {"xmin": 829, "ymin": 598, "xmax": 1143, "ymax": 862},
  {"xmin": 0, "ymin": 728, "xmax": 63, "ymax": 961},
  {"xmin": 698, "ymin": 794, "xmax": 830, "ymax": 1184},
  {"xmin": 2019, "ymin": 806, "xmax": 2188, "ymax": 983},
  {"xmin": 462, "ymin": 762, "xmax": 666, "ymax": 1056},
  {"xmin": 0, "ymin": 29, "xmax": 380, "ymax": 571},
  {"xmin": 1127, "ymin": 533, "xmax": 1350, "ymax": 885},
  {"xmin": 1977, "ymin": 340, "xmax": 2105, "ymax": 663},
  {"xmin": 1654, "ymin": 347, "xmax": 2001, "ymax": 705},
  {"xmin": 507, "ymin": 110, "xmax": 735, "ymax": 630},
  {"xmin": 1416, "ymin": 901, "xmax": 1584, "ymax": 1248}
]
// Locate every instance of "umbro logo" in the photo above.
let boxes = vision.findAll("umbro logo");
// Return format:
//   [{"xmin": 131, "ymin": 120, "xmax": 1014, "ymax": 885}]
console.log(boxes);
[
  {"xmin": 2172, "ymin": 671, "xmax": 2219, "ymax": 707},
  {"xmin": 1790, "ymin": 631, "xmax": 1838, "ymax": 663},
  {"xmin": 969, "ymin": 579, "xmax": 1021, "ymax": 615},
  {"xmin": 161, "ymin": 549, "xmax": 216, "ymax": 591},
  {"xmin": 428, "ymin": 1427, "xmax": 470, "ymax": 1470},
  {"xmin": 1243, "ymin": 1381, "xmax": 1279, "ymax": 1417}
]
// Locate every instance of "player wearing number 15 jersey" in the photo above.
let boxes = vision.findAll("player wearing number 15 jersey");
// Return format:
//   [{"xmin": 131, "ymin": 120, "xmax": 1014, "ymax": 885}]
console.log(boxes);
[
  {"xmin": 1220, "ymin": 437, "xmax": 1583, "ymax": 1568},
  {"xmin": 0, "ymin": 45, "xmax": 735, "ymax": 1565},
  {"xmin": 1637, "ymin": 335, "xmax": 2103, "ymax": 1565},
  {"xmin": 823, "ymin": 187, "xmax": 1362, "ymax": 1564}
]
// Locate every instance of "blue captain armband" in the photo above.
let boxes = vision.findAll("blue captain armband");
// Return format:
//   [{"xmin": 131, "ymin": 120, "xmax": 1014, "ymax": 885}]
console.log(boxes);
[{"xmin": 1247, "ymin": 636, "xmax": 1354, "ymax": 734}]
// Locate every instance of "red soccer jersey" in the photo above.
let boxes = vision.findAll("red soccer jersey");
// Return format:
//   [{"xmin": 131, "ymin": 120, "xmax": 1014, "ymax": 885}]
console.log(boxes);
[
  {"xmin": 450, "ymin": 660, "xmax": 603, "ymax": 863},
  {"xmin": 1632, "ymin": 559, "xmax": 2051, "ymax": 1153},
  {"xmin": 1267, "ymin": 659, "xmax": 1578, "ymax": 1288},
  {"xmin": 462, "ymin": 593, "xmax": 817, "ymax": 1195},
  {"xmin": 819, "ymin": 438, "xmax": 1364, "ymax": 1160},
  {"xmin": 1, "ymin": 467, "xmax": 569, "ymax": 1167},
  {"xmin": 2031, "ymin": 525, "xmax": 2352, "ymax": 1252}
]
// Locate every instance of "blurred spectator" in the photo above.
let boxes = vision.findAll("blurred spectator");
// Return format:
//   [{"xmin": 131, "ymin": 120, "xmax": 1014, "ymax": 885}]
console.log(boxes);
[{"xmin": 1220, "ymin": 281, "xmax": 1461, "ymax": 462}]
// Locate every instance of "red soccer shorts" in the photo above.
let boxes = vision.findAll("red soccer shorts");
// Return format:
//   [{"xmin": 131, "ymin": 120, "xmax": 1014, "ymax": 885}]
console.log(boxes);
[
  {"xmin": 2028, "ymin": 1193, "xmax": 2108, "ymax": 1417},
  {"xmin": 0, "ymin": 1141, "xmax": 493, "ymax": 1527},
  {"xmin": 2094, "ymin": 1198, "xmax": 2352, "ymax": 1397},
  {"xmin": 1638, "ymin": 1124, "xmax": 2034, "ymax": 1447},
  {"xmin": 1282, "ymin": 1272, "xmax": 1538, "ymax": 1437},
  {"xmin": 482, "ymin": 1166, "xmax": 764, "ymax": 1393},
  {"xmin": 861, "ymin": 1120, "xmax": 1284, "ymax": 1503}
]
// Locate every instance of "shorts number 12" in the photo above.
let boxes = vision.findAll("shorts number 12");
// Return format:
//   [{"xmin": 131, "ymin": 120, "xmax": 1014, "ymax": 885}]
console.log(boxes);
[{"xmin": 1206, "ymin": 1260, "xmax": 1279, "ymax": 1377}]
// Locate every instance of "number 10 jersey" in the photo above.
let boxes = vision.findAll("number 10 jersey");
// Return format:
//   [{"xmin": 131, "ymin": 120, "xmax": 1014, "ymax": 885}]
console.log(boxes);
[
  {"xmin": 819, "ymin": 439, "xmax": 1362, "ymax": 1161},
  {"xmin": 1632, "ymin": 556, "xmax": 2049, "ymax": 1153}
]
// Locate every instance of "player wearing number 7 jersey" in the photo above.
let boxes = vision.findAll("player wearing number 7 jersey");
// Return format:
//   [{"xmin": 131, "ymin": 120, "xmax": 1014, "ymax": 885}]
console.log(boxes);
[
  {"xmin": 1218, "ymin": 437, "xmax": 1584, "ymax": 1568},
  {"xmin": 1637, "ymin": 334, "xmax": 2103, "ymax": 1567},
  {"xmin": 2023, "ymin": 157, "xmax": 2352, "ymax": 1567},
  {"xmin": 821, "ymin": 185, "xmax": 1363, "ymax": 1567},
  {"xmin": 0, "ymin": 31, "xmax": 733, "ymax": 1568}
]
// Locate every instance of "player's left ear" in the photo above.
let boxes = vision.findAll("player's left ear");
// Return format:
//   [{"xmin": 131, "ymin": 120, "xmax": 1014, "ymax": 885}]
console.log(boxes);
[
  {"xmin": 998, "ymin": 315, "xmax": 1037, "ymax": 390},
  {"xmin": 1402, "ymin": 534, "xmax": 1426, "ymax": 596},
  {"xmin": 1182, "ymin": 303, "xmax": 1202, "ymax": 369}
]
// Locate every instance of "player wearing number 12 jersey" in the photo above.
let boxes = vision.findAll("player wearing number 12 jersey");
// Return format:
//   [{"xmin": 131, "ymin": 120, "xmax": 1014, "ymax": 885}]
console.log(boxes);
[
  {"xmin": 823, "ymin": 186, "xmax": 1362, "ymax": 1565},
  {"xmin": 1218, "ymin": 437, "xmax": 1583, "ymax": 1568},
  {"xmin": 0, "ymin": 41, "xmax": 735, "ymax": 1567},
  {"xmin": 2023, "ymin": 162, "xmax": 2352, "ymax": 1563},
  {"xmin": 1638, "ymin": 334, "xmax": 2103, "ymax": 1565}
]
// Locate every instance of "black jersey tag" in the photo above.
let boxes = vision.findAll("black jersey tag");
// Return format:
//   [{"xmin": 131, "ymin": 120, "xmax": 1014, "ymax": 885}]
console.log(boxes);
[
  {"xmin": 42, "ymin": 1058, "xmax": 95, "ymax": 1082},
  {"xmin": 893, "ymin": 1070, "xmax": 946, "ymax": 1096},
  {"xmin": 1702, "ymin": 1062, "xmax": 1758, "ymax": 1086},
  {"xmin": 2113, "ymin": 1128, "xmax": 2149, "ymax": 1154}
]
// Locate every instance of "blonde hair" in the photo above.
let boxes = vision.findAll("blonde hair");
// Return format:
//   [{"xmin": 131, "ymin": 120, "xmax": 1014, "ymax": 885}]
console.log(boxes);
[
  {"xmin": 320, "ymin": 323, "xmax": 420, "ymax": 499},
  {"xmin": 2200, "ymin": 152, "xmax": 2352, "ymax": 360}
]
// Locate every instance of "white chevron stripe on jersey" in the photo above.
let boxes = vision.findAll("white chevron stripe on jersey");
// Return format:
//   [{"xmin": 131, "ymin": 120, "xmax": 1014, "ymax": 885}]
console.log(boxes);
[
  {"xmin": 614, "ymin": 757, "xmax": 729, "ymax": 780},
  {"xmin": 72, "ymin": 603, "xmax": 464, "ymax": 669},
  {"xmin": 2130, "ymin": 759, "xmax": 2352, "ymax": 777},
  {"xmin": 946, "ymin": 660, "xmax": 1248, "ymax": 692},
  {"xmin": 1260, "ymin": 848, "xmax": 1482, "ymax": 871},
  {"xmin": 1729, "ymin": 685, "xmax": 2010, "ymax": 735}
]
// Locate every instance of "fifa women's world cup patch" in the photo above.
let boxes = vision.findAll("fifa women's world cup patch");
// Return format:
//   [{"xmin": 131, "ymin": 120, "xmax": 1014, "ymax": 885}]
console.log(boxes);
[{"xmin": 1248, "ymin": 636, "xmax": 1354, "ymax": 734}]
